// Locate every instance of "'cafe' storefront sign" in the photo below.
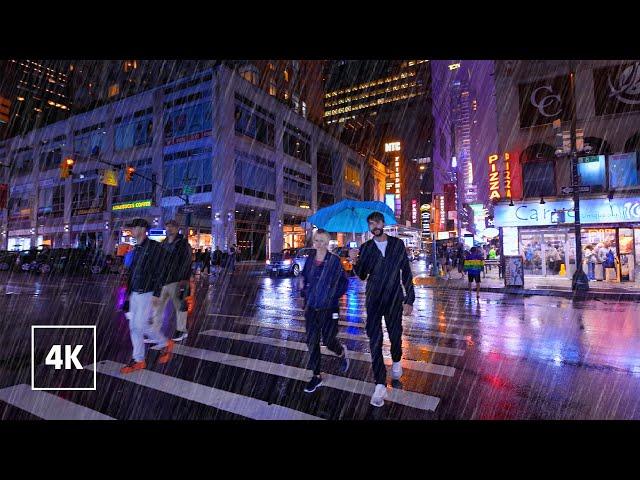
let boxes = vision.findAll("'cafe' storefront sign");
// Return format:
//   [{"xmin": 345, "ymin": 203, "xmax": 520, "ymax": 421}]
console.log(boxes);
[{"xmin": 494, "ymin": 197, "xmax": 640, "ymax": 227}]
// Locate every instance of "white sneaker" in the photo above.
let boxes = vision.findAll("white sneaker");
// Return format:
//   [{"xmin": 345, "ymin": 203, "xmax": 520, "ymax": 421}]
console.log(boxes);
[
  {"xmin": 391, "ymin": 361, "xmax": 403, "ymax": 380},
  {"xmin": 370, "ymin": 384, "xmax": 387, "ymax": 407},
  {"xmin": 172, "ymin": 331, "xmax": 188, "ymax": 342}
]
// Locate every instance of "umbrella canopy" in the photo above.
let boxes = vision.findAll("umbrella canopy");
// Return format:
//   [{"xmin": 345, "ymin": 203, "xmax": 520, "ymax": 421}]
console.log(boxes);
[{"xmin": 308, "ymin": 200, "xmax": 397, "ymax": 234}]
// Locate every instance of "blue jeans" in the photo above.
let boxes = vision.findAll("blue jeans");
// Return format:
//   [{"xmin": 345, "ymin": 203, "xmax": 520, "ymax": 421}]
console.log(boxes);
[{"xmin": 588, "ymin": 262, "xmax": 595, "ymax": 280}]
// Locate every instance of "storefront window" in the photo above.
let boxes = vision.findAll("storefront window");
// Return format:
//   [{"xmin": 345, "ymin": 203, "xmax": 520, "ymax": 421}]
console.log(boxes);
[
  {"xmin": 520, "ymin": 232, "xmax": 543, "ymax": 275},
  {"xmin": 283, "ymin": 225, "xmax": 306, "ymax": 249},
  {"xmin": 619, "ymin": 228, "xmax": 635, "ymax": 282},
  {"xmin": 581, "ymin": 228, "xmax": 617, "ymax": 281}
]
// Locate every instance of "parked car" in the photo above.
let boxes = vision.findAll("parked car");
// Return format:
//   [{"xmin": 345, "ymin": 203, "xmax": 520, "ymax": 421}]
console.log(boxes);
[
  {"xmin": 265, "ymin": 248, "xmax": 314, "ymax": 277},
  {"xmin": 19, "ymin": 248, "xmax": 53, "ymax": 273},
  {"xmin": 0, "ymin": 251, "xmax": 20, "ymax": 271},
  {"xmin": 87, "ymin": 252, "xmax": 121, "ymax": 274}
]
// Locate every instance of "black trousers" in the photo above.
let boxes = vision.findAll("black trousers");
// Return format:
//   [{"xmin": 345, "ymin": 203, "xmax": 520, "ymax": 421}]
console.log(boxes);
[
  {"xmin": 365, "ymin": 300, "xmax": 403, "ymax": 385},
  {"xmin": 305, "ymin": 307, "xmax": 344, "ymax": 376}
]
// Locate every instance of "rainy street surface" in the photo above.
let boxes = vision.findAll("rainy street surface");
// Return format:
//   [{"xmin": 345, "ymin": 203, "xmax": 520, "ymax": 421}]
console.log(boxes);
[{"xmin": 1, "ymin": 262, "xmax": 640, "ymax": 420}]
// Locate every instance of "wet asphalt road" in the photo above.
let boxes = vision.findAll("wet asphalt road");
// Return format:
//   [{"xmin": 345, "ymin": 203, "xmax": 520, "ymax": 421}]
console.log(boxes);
[{"xmin": 1, "ymin": 262, "xmax": 640, "ymax": 420}]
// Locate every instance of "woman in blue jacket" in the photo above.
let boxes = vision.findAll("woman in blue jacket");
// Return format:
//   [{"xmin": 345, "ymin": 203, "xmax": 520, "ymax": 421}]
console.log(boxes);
[{"xmin": 298, "ymin": 229, "xmax": 349, "ymax": 393}]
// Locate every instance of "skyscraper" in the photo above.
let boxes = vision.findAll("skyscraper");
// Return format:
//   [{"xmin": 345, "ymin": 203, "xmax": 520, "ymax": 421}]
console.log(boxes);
[
  {"xmin": 0, "ymin": 60, "xmax": 73, "ymax": 139},
  {"xmin": 323, "ymin": 60, "xmax": 433, "ymax": 228}
]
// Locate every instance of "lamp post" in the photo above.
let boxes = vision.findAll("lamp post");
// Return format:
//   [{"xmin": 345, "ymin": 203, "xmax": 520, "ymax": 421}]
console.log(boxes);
[{"xmin": 569, "ymin": 67, "xmax": 589, "ymax": 291}]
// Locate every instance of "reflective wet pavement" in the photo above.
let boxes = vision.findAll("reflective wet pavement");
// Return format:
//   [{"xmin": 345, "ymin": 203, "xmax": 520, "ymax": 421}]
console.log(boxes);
[{"xmin": 1, "ymin": 264, "xmax": 640, "ymax": 420}]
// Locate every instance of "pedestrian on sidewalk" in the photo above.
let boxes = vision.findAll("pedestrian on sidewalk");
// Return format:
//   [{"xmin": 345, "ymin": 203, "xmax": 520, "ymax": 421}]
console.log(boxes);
[
  {"xmin": 150, "ymin": 219, "xmax": 193, "ymax": 343},
  {"xmin": 348, "ymin": 211, "xmax": 415, "ymax": 407},
  {"xmin": 464, "ymin": 246, "xmax": 484, "ymax": 298},
  {"xmin": 203, "ymin": 248, "xmax": 211, "ymax": 275},
  {"xmin": 212, "ymin": 246, "xmax": 222, "ymax": 276},
  {"xmin": 455, "ymin": 242, "xmax": 465, "ymax": 279},
  {"xmin": 120, "ymin": 218, "xmax": 174, "ymax": 374},
  {"xmin": 298, "ymin": 229, "xmax": 350, "ymax": 393},
  {"xmin": 228, "ymin": 245, "xmax": 237, "ymax": 273}
]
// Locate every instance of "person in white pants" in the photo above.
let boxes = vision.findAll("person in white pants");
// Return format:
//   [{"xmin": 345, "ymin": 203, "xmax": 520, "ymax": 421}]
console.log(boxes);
[
  {"xmin": 127, "ymin": 291, "xmax": 172, "ymax": 365},
  {"xmin": 121, "ymin": 218, "xmax": 174, "ymax": 374}
]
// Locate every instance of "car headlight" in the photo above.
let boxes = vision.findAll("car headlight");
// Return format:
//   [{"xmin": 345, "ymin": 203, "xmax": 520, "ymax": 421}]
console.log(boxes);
[{"xmin": 284, "ymin": 259, "xmax": 292, "ymax": 265}]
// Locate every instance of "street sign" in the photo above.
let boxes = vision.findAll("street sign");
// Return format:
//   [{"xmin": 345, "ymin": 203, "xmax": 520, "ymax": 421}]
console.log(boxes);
[{"xmin": 561, "ymin": 185, "xmax": 591, "ymax": 195}]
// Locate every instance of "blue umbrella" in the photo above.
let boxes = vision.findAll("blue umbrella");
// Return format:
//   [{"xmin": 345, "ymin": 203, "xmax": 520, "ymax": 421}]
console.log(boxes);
[{"xmin": 308, "ymin": 200, "xmax": 397, "ymax": 234}]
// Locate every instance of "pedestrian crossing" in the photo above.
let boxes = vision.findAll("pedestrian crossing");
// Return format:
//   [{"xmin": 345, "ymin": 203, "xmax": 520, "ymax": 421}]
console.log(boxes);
[{"xmin": 1, "ymin": 289, "xmax": 471, "ymax": 420}]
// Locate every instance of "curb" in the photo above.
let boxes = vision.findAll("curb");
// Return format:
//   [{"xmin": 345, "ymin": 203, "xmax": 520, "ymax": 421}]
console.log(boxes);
[{"xmin": 414, "ymin": 280, "xmax": 640, "ymax": 301}]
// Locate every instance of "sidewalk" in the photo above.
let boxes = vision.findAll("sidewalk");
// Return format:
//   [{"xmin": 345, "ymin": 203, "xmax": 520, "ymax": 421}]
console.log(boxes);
[{"xmin": 412, "ymin": 265, "xmax": 640, "ymax": 301}]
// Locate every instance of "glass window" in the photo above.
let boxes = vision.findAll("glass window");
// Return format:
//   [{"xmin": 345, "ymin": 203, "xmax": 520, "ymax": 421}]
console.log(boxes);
[
  {"xmin": 576, "ymin": 155, "xmax": 606, "ymax": 192},
  {"xmin": 608, "ymin": 152, "xmax": 639, "ymax": 189},
  {"xmin": 523, "ymin": 161, "xmax": 555, "ymax": 198}
]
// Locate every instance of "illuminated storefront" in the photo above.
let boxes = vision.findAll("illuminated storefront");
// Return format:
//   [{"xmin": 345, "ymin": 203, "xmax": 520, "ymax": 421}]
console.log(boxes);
[{"xmin": 495, "ymin": 196, "xmax": 640, "ymax": 282}]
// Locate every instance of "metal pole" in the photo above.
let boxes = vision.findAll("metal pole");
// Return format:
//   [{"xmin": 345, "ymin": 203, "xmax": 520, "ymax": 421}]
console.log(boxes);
[{"xmin": 570, "ymin": 67, "xmax": 589, "ymax": 291}]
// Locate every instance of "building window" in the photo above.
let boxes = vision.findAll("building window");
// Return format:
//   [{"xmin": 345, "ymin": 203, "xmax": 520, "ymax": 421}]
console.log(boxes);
[
  {"xmin": 234, "ymin": 151, "xmax": 276, "ymax": 201},
  {"xmin": 523, "ymin": 161, "xmax": 555, "ymax": 198},
  {"xmin": 164, "ymin": 102, "xmax": 212, "ymax": 141},
  {"xmin": 234, "ymin": 103, "xmax": 275, "ymax": 147},
  {"xmin": 38, "ymin": 185, "xmax": 64, "ymax": 217},
  {"xmin": 239, "ymin": 65, "xmax": 259, "ymax": 86},
  {"xmin": 115, "ymin": 117, "xmax": 153, "ymax": 151},
  {"xmin": 283, "ymin": 168, "xmax": 312, "ymax": 207},
  {"xmin": 317, "ymin": 150, "xmax": 333, "ymax": 186},
  {"xmin": 123, "ymin": 61, "xmax": 137, "ymax": 73},
  {"xmin": 301, "ymin": 101, "xmax": 307, "ymax": 118},
  {"xmin": 284, "ymin": 69, "xmax": 289, "ymax": 82},
  {"xmin": 72, "ymin": 179, "xmax": 105, "ymax": 211},
  {"xmin": 108, "ymin": 84, "xmax": 120, "ymax": 98},
  {"xmin": 269, "ymin": 80, "xmax": 277, "ymax": 97},
  {"xmin": 345, "ymin": 164, "xmax": 361, "ymax": 187},
  {"xmin": 283, "ymin": 130, "xmax": 310, "ymax": 164},
  {"xmin": 40, "ymin": 147, "xmax": 62, "ymax": 171},
  {"xmin": 162, "ymin": 149, "xmax": 212, "ymax": 197},
  {"xmin": 609, "ymin": 152, "xmax": 639, "ymax": 189}
]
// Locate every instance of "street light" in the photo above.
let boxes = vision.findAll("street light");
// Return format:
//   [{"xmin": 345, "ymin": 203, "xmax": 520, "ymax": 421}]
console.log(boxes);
[{"xmin": 568, "ymin": 67, "xmax": 589, "ymax": 292}]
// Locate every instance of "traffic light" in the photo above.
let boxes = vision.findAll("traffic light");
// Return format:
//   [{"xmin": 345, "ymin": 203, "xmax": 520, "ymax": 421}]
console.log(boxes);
[
  {"xmin": 125, "ymin": 166, "xmax": 135, "ymax": 182},
  {"xmin": 60, "ymin": 158, "xmax": 75, "ymax": 179}
]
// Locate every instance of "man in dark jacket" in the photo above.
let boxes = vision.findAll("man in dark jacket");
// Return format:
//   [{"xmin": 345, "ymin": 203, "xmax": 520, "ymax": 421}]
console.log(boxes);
[
  {"xmin": 151, "ymin": 219, "xmax": 193, "ymax": 342},
  {"xmin": 349, "ymin": 211, "xmax": 415, "ymax": 407},
  {"xmin": 121, "ymin": 218, "xmax": 174, "ymax": 374},
  {"xmin": 211, "ymin": 246, "xmax": 222, "ymax": 275},
  {"xmin": 298, "ymin": 229, "xmax": 349, "ymax": 393},
  {"xmin": 203, "ymin": 248, "xmax": 211, "ymax": 275}
]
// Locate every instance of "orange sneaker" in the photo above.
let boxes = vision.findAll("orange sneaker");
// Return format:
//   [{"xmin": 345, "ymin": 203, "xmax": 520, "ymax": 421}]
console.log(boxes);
[
  {"xmin": 120, "ymin": 360, "xmax": 146, "ymax": 374},
  {"xmin": 158, "ymin": 339, "xmax": 174, "ymax": 364}
]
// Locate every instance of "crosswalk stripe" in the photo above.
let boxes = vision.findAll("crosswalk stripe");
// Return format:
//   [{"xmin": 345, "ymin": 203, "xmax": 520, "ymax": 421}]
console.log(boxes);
[
  {"xmin": 211, "ymin": 316, "xmax": 465, "ymax": 357},
  {"xmin": 89, "ymin": 361, "xmax": 322, "ymax": 421},
  {"xmin": 210, "ymin": 312, "xmax": 471, "ymax": 340},
  {"xmin": 199, "ymin": 328, "xmax": 456, "ymax": 377},
  {"xmin": 0, "ymin": 384, "xmax": 114, "ymax": 420},
  {"xmin": 158, "ymin": 344, "xmax": 440, "ymax": 411},
  {"xmin": 247, "ymin": 305, "xmax": 483, "ymax": 329}
]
